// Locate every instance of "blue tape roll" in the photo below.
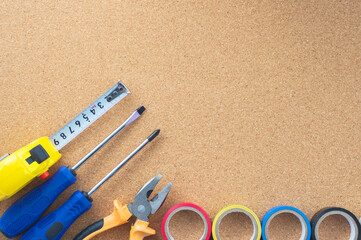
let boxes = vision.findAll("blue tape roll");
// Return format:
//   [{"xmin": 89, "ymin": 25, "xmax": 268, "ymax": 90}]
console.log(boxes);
[{"xmin": 262, "ymin": 206, "xmax": 311, "ymax": 240}]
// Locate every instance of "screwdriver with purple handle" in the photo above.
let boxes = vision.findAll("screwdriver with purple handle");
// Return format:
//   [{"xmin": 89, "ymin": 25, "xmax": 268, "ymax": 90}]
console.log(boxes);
[
  {"xmin": 20, "ymin": 129, "xmax": 160, "ymax": 240},
  {"xmin": 0, "ymin": 106, "xmax": 146, "ymax": 238}
]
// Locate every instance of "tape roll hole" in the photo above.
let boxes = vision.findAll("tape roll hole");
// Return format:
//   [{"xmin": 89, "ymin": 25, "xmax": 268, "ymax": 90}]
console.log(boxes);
[
  {"xmin": 169, "ymin": 210, "xmax": 205, "ymax": 239},
  {"xmin": 318, "ymin": 215, "xmax": 351, "ymax": 239},
  {"xmin": 267, "ymin": 212, "xmax": 303, "ymax": 240},
  {"xmin": 219, "ymin": 212, "xmax": 254, "ymax": 239}
]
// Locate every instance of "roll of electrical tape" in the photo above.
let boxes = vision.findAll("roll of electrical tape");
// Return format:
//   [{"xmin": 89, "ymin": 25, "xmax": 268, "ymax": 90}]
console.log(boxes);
[
  {"xmin": 162, "ymin": 203, "xmax": 212, "ymax": 240},
  {"xmin": 262, "ymin": 206, "xmax": 311, "ymax": 240},
  {"xmin": 212, "ymin": 205, "xmax": 261, "ymax": 240},
  {"xmin": 311, "ymin": 207, "xmax": 361, "ymax": 240}
]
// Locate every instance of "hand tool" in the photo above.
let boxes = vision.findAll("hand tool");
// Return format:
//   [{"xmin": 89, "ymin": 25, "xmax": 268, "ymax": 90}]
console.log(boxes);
[
  {"xmin": 212, "ymin": 205, "xmax": 261, "ymax": 240},
  {"xmin": 311, "ymin": 207, "xmax": 361, "ymax": 240},
  {"xmin": 0, "ymin": 106, "xmax": 145, "ymax": 239},
  {"xmin": 74, "ymin": 174, "xmax": 172, "ymax": 240},
  {"xmin": 0, "ymin": 82, "xmax": 130, "ymax": 201},
  {"xmin": 262, "ymin": 206, "xmax": 311, "ymax": 240},
  {"xmin": 162, "ymin": 203, "xmax": 212, "ymax": 240},
  {"xmin": 20, "ymin": 130, "xmax": 160, "ymax": 240}
]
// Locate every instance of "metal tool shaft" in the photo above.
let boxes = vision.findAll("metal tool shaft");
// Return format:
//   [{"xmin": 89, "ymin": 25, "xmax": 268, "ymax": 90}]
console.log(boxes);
[
  {"xmin": 88, "ymin": 130, "xmax": 160, "ymax": 196},
  {"xmin": 72, "ymin": 107, "xmax": 145, "ymax": 171}
]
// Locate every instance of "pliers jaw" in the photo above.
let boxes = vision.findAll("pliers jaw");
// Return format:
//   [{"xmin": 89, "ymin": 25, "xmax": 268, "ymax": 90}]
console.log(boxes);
[{"xmin": 128, "ymin": 174, "xmax": 172, "ymax": 222}]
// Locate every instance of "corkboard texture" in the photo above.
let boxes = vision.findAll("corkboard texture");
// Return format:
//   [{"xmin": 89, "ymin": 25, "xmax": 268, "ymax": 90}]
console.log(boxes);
[{"xmin": 0, "ymin": 1, "xmax": 360, "ymax": 239}]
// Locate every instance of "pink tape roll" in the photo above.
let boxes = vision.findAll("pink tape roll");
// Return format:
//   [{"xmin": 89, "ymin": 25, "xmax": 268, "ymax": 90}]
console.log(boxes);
[{"xmin": 161, "ymin": 203, "xmax": 212, "ymax": 240}]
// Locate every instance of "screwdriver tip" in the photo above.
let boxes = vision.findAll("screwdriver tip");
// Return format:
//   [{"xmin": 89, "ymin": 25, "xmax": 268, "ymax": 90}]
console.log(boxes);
[
  {"xmin": 148, "ymin": 129, "xmax": 160, "ymax": 142},
  {"xmin": 137, "ymin": 106, "xmax": 146, "ymax": 115}
]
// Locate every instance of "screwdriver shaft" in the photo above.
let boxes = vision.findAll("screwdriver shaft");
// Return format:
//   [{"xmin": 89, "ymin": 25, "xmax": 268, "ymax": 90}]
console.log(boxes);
[
  {"xmin": 72, "ymin": 106, "xmax": 145, "ymax": 171},
  {"xmin": 88, "ymin": 129, "xmax": 160, "ymax": 196}
]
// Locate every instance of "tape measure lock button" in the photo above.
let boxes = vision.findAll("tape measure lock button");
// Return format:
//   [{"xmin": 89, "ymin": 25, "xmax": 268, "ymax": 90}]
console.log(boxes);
[{"xmin": 25, "ymin": 145, "xmax": 50, "ymax": 165}]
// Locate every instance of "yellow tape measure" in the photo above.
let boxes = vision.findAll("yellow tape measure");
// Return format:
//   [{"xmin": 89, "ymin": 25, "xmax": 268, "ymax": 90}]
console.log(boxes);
[{"xmin": 0, "ymin": 82, "xmax": 130, "ymax": 201}]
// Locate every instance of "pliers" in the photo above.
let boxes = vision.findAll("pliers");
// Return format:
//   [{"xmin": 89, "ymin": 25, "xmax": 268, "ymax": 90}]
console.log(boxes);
[{"xmin": 74, "ymin": 174, "xmax": 172, "ymax": 240}]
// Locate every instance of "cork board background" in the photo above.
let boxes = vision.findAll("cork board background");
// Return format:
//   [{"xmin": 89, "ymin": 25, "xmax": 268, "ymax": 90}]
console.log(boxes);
[{"xmin": 0, "ymin": 1, "xmax": 360, "ymax": 239}]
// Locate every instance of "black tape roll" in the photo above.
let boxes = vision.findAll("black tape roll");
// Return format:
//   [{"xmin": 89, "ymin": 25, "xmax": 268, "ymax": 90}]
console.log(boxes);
[{"xmin": 311, "ymin": 207, "xmax": 361, "ymax": 240}]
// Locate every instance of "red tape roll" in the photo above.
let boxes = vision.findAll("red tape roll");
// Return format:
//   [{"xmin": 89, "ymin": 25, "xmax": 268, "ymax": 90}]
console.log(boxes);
[{"xmin": 161, "ymin": 203, "xmax": 212, "ymax": 240}]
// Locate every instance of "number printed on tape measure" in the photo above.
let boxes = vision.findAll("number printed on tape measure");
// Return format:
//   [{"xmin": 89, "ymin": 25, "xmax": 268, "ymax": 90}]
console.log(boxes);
[
  {"xmin": 51, "ymin": 99, "xmax": 110, "ymax": 149},
  {"xmin": 49, "ymin": 82, "xmax": 130, "ymax": 150}
]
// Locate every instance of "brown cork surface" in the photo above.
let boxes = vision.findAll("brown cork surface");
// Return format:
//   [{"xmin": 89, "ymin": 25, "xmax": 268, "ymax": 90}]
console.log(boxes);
[{"xmin": 0, "ymin": 1, "xmax": 360, "ymax": 239}]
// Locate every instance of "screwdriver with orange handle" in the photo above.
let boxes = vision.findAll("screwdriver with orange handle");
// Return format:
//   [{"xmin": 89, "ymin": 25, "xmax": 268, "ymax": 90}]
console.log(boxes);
[
  {"xmin": 74, "ymin": 174, "xmax": 172, "ymax": 240},
  {"xmin": 20, "ymin": 130, "xmax": 161, "ymax": 240}
]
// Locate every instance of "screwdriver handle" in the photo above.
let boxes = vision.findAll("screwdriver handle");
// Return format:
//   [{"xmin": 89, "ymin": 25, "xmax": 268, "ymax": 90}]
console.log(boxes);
[
  {"xmin": 20, "ymin": 191, "xmax": 92, "ymax": 240},
  {"xmin": 0, "ymin": 166, "xmax": 77, "ymax": 238}
]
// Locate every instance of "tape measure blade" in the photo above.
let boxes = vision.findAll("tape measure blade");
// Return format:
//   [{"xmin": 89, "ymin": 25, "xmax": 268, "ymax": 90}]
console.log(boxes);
[
  {"xmin": 51, "ymin": 118, "xmax": 83, "ymax": 150},
  {"xmin": 49, "ymin": 82, "xmax": 130, "ymax": 151}
]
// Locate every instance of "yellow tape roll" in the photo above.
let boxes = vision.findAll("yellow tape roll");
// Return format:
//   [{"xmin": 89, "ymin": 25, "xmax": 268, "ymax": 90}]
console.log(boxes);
[{"xmin": 212, "ymin": 205, "xmax": 261, "ymax": 240}]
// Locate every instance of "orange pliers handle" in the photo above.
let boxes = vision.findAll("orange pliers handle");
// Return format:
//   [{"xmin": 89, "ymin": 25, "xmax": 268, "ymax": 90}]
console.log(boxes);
[
  {"xmin": 73, "ymin": 200, "xmax": 155, "ymax": 240},
  {"xmin": 130, "ymin": 220, "xmax": 156, "ymax": 240}
]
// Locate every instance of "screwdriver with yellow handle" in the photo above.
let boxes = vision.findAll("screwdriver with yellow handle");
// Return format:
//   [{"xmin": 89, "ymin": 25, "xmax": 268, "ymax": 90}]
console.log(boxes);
[
  {"xmin": 0, "ymin": 106, "xmax": 145, "ymax": 238},
  {"xmin": 74, "ymin": 174, "xmax": 171, "ymax": 240},
  {"xmin": 0, "ymin": 82, "xmax": 129, "ymax": 201},
  {"xmin": 20, "ymin": 130, "xmax": 161, "ymax": 240}
]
